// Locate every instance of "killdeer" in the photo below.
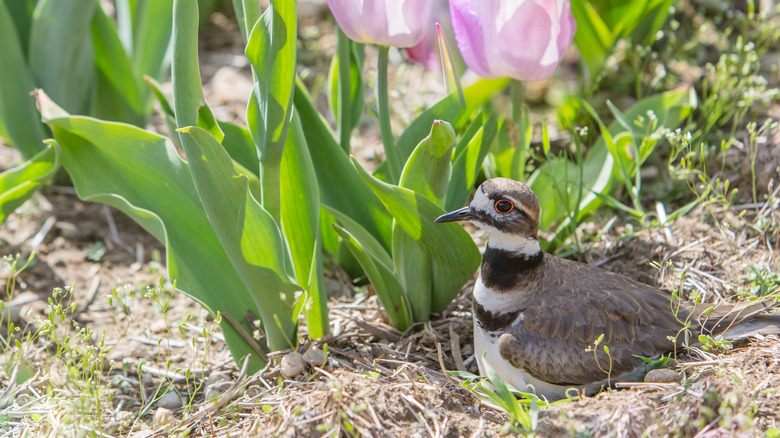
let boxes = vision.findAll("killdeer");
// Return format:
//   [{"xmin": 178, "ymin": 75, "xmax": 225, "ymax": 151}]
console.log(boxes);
[{"xmin": 435, "ymin": 177, "xmax": 779, "ymax": 400}]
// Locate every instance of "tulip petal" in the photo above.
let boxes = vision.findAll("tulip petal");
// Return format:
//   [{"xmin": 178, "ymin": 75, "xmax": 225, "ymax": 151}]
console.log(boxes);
[
  {"xmin": 326, "ymin": 0, "xmax": 365, "ymax": 44},
  {"xmin": 497, "ymin": 1, "xmax": 555, "ymax": 81},
  {"xmin": 327, "ymin": 0, "xmax": 434, "ymax": 48},
  {"xmin": 450, "ymin": 0, "xmax": 576, "ymax": 81},
  {"xmin": 450, "ymin": 0, "xmax": 496, "ymax": 78}
]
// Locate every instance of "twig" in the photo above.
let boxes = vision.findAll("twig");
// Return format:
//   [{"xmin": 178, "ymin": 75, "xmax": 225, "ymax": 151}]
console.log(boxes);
[
  {"xmin": 436, "ymin": 343, "xmax": 455, "ymax": 385},
  {"xmin": 222, "ymin": 311, "xmax": 269, "ymax": 361},
  {"xmin": 28, "ymin": 215, "xmax": 57, "ymax": 249},
  {"xmin": 613, "ymin": 382, "xmax": 676, "ymax": 389},
  {"xmin": 449, "ymin": 324, "xmax": 466, "ymax": 372}
]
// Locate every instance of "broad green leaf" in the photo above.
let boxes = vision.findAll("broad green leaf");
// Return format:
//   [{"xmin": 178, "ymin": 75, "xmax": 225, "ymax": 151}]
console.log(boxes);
[
  {"xmin": 38, "ymin": 93, "xmax": 265, "ymax": 372},
  {"xmin": 0, "ymin": 0, "xmax": 47, "ymax": 158},
  {"xmin": 179, "ymin": 126, "xmax": 300, "ymax": 352},
  {"xmin": 446, "ymin": 112, "xmax": 498, "ymax": 211},
  {"xmin": 395, "ymin": 78, "xmax": 509, "ymax": 162},
  {"xmin": 323, "ymin": 205, "xmax": 393, "ymax": 270},
  {"xmin": 333, "ymin": 224, "xmax": 411, "ymax": 330},
  {"xmin": 146, "ymin": 76, "xmax": 261, "ymax": 210},
  {"xmin": 392, "ymin": 226, "xmax": 432, "ymax": 322},
  {"xmin": 329, "ymin": 31, "xmax": 366, "ymax": 152},
  {"xmin": 629, "ymin": 0, "xmax": 674, "ymax": 44},
  {"xmin": 244, "ymin": 0, "xmax": 296, "ymax": 222},
  {"xmin": 171, "ymin": 0, "xmax": 222, "ymax": 142},
  {"xmin": 29, "ymin": 0, "xmax": 96, "ymax": 114},
  {"xmin": 395, "ymin": 120, "xmax": 455, "ymax": 322},
  {"xmin": 353, "ymin": 159, "xmax": 481, "ymax": 312},
  {"xmin": 231, "ymin": 0, "xmax": 262, "ymax": 44},
  {"xmin": 571, "ymin": 0, "xmax": 613, "ymax": 78},
  {"xmin": 0, "ymin": 144, "xmax": 60, "ymax": 223},
  {"xmin": 219, "ymin": 120, "xmax": 258, "ymax": 174},
  {"xmin": 121, "ymin": 0, "xmax": 174, "ymax": 83},
  {"xmin": 245, "ymin": 0, "xmax": 296, "ymax": 166},
  {"xmin": 3, "ymin": 0, "xmax": 34, "ymax": 57},
  {"xmin": 280, "ymin": 112, "xmax": 328, "ymax": 339},
  {"xmin": 90, "ymin": 6, "xmax": 146, "ymax": 126},
  {"xmin": 399, "ymin": 120, "xmax": 455, "ymax": 206},
  {"xmin": 144, "ymin": 75, "xmax": 180, "ymax": 146},
  {"xmin": 293, "ymin": 79, "xmax": 393, "ymax": 251}
]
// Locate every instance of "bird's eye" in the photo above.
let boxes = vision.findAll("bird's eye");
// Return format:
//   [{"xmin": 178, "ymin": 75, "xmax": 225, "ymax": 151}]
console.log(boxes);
[{"xmin": 494, "ymin": 200, "xmax": 514, "ymax": 214}]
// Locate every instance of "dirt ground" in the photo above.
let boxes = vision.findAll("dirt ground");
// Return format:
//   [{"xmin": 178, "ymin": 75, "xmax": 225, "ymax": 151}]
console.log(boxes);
[{"xmin": 2, "ymin": 4, "xmax": 780, "ymax": 438}]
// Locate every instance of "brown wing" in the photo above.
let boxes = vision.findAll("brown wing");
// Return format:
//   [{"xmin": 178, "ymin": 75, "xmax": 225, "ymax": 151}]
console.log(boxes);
[{"xmin": 498, "ymin": 255, "xmax": 689, "ymax": 385}]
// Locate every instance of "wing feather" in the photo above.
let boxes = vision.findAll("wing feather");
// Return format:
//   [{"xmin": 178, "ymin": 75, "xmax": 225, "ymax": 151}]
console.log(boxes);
[{"xmin": 498, "ymin": 255, "xmax": 685, "ymax": 385}]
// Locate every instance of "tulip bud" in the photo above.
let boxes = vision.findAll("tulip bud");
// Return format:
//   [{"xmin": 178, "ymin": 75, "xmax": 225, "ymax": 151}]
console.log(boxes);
[
  {"xmin": 450, "ymin": 0, "xmax": 576, "ymax": 81},
  {"xmin": 326, "ymin": 0, "xmax": 436, "ymax": 48}
]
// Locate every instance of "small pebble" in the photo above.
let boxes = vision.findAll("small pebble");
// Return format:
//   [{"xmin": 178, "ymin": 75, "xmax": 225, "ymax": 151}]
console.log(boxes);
[
  {"xmin": 141, "ymin": 372, "xmax": 154, "ymax": 388},
  {"xmin": 205, "ymin": 381, "xmax": 234, "ymax": 401},
  {"xmin": 303, "ymin": 346, "xmax": 326, "ymax": 368},
  {"xmin": 48, "ymin": 362, "xmax": 67, "ymax": 387},
  {"xmin": 153, "ymin": 407, "xmax": 175, "ymax": 429},
  {"xmin": 207, "ymin": 371, "xmax": 230, "ymax": 386},
  {"xmin": 245, "ymin": 384, "xmax": 263, "ymax": 399},
  {"xmin": 644, "ymin": 368, "xmax": 683, "ymax": 383},
  {"xmin": 155, "ymin": 391, "xmax": 183, "ymax": 410},
  {"xmin": 280, "ymin": 352, "xmax": 306, "ymax": 378}
]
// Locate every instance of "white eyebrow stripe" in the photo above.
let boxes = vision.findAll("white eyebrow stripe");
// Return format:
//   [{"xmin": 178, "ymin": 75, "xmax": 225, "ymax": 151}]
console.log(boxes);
[{"xmin": 471, "ymin": 187, "xmax": 532, "ymax": 218}]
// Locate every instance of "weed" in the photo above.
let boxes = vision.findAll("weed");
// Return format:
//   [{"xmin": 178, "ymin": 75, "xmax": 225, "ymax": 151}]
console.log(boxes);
[
  {"xmin": 740, "ymin": 266, "xmax": 780, "ymax": 298},
  {"xmin": 458, "ymin": 359, "xmax": 543, "ymax": 435},
  {"xmin": 698, "ymin": 334, "xmax": 733, "ymax": 353},
  {"xmin": 584, "ymin": 334, "xmax": 613, "ymax": 387}
]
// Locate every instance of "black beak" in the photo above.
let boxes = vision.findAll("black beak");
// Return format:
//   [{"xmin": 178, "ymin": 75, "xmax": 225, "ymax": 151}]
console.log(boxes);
[{"xmin": 434, "ymin": 206, "xmax": 474, "ymax": 223}]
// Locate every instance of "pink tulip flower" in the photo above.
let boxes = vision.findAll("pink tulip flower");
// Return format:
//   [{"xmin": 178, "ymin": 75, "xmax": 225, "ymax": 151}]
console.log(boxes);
[
  {"xmin": 406, "ymin": 0, "xmax": 451, "ymax": 69},
  {"xmin": 326, "ymin": 0, "xmax": 435, "ymax": 48},
  {"xmin": 450, "ymin": 0, "xmax": 576, "ymax": 81}
]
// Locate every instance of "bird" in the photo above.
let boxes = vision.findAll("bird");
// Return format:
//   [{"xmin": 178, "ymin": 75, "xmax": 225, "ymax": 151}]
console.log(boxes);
[{"xmin": 435, "ymin": 177, "xmax": 780, "ymax": 400}]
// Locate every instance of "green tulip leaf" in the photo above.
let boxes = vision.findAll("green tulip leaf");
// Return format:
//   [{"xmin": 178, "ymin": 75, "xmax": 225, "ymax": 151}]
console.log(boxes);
[
  {"xmin": 179, "ymin": 126, "xmax": 301, "ymax": 352},
  {"xmin": 171, "ymin": 0, "xmax": 223, "ymax": 143},
  {"xmin": 446, "ymin": 111, "xmax": 499, "ymax": 211},
  {"xmin": 0, "ymin": 144, "xmax": 60, "ymax": 223},
  {"xmin": 293, "ymin": 79, "xmax": 393, "ymax": 251},
  {"xmin": 396, "ymin": 78, "xmax": 509, "ymax": 162},
  {"xmin": 352, "ymin": 158, "xmax": 481, "ymax": 312},
  {"xmin": 90, "ymin": 5, "xmax": 146, "ymax": 126},
  {"xmin": 280, "ymin": 112, "xmax": 328, "ymax": 339},
  {"xmin": 29, "ymin": 0, "xmax": 96, "ymax": 114},
  {"xmin": 399, "ymin": 120, "xmax": 455, "ymax": 207},
  {"xmin": 38, "ymin": 91, "xmax": 266, "ymax": 371},
  {"xmin": 333, "ymin": 223, "xmax": 411, "ymax": 330},
  {"xmin": 0, "ymin": 0, "xmax": 47, "ymax": 158}
]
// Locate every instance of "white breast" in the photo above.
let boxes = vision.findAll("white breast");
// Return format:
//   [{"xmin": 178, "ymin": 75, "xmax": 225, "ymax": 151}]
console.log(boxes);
[{"xmin": 472, "ymin": 276, "xmax": 520, "ymax": 314}]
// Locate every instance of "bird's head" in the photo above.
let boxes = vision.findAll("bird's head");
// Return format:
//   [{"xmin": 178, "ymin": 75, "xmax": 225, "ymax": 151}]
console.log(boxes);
[{"xmin": 435, "ymin": 178, "xmax": 541, "ymax": 255}]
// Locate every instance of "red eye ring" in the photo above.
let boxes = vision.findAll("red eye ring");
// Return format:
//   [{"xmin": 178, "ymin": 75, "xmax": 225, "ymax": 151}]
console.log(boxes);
[{"xmin": 495, "ymin": 200, "xmax": 514, "ymax": 214}]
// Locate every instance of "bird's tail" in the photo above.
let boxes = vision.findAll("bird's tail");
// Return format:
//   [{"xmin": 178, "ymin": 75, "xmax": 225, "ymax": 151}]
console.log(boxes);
[{"xmin": 693, "ymin": 298, "xmax": 780, "ymax": 340}]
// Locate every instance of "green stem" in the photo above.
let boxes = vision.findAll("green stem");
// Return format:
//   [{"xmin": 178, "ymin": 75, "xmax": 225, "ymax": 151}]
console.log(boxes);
[
  {"xmin": 510, "ymin": 80, "xmax": 527, "ymax": 181},
  {"xmin": 261, "ymin": 158, "xmax": 282, "ymax": 224},
  {"xmin": 336, "ymin": 29, "xmax": 352, "ymax": 153},
  {"xmin": 510, "ymin": 80, "xmax": 523, "ymax": 124},
  {"xmin": 377, "ymin": 45, "xmax": 401, "ymax": 183}
]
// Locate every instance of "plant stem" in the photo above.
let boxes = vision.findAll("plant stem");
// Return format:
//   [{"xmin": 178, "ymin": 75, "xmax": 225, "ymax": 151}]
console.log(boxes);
[
  {"xmin": 510, "ymin": 80, "xmax": 523, "ymax": 123},
  {"xmin": 336, "ymin": 29, "xmax": 352, "ymax": 153},
  {"xmin": 261, "ymin": 158, "xmax": 282, "ymax": 224},
  {"xmin": 377, "ymin": 45, "xmax": 401, "ymax": 183},
  {"xmin": 510, "ymin": 80, "xmax": 528, "ymax": 181}
]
